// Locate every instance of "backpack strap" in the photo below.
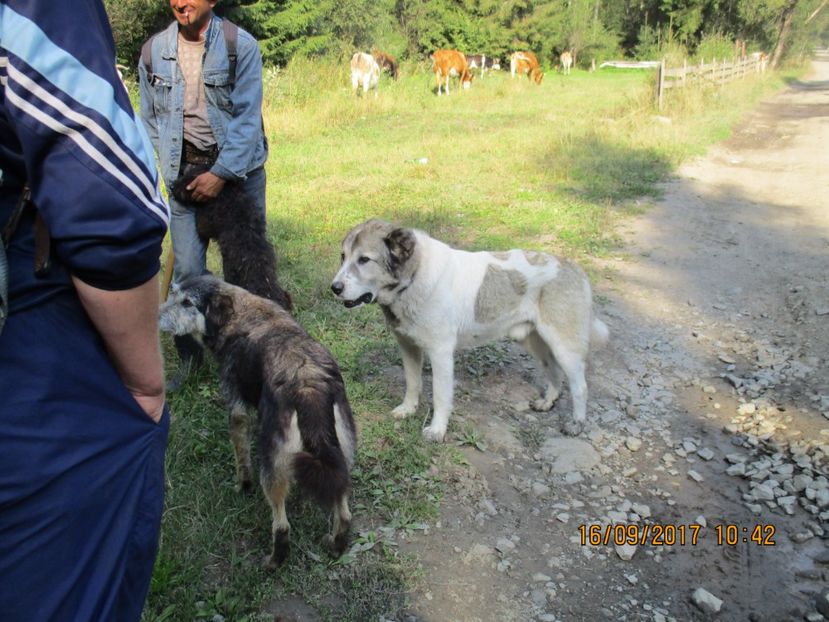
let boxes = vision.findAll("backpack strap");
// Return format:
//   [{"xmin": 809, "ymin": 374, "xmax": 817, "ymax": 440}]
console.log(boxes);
[
  {"xmin": 140, "ymin": 32, "xmax": 161, "ymax": 81},
  {"xmin": 1, "ymin": 184, "xmax": 50, "ymax": 277},
  {"xmin": 1, "ymin": 185, "xmax": 30, "ymax": 248},
  {"xmin": 222, "ymin": 19, "xmax": 239, "ymax": 85}
]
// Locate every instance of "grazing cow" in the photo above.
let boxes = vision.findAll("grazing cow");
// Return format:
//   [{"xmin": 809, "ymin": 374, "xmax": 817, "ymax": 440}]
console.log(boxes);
[
  {"xmin": 465, "ymin": 54, "xmax": 501, "ymax": 78},
  {"xmin": 350, "ymin": 52, "xmax": 380, "ymax": 96},
  {"xmin": 560, "ymin": 51, "xmax": 573, "ymax": 75},
  {"xmin": 510, "ymin": 51, "xmax": 543, "ymax": 84},
  {"xmin": 372, "ymin": 49, "xmax": 398, "ymax": 80},
  {"xmin": 749, "ymin": 51, "xmax": 769, "ymax": 73},
  {"xmin": 431, "ymin": 49, "xmax": 473, "ymax": 95}
]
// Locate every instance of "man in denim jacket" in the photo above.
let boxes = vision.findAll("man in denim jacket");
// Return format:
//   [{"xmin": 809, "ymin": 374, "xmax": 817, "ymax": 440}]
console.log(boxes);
[{"xmin": 139, "ymin": 0, "xmax": 268, "ymax": 387}]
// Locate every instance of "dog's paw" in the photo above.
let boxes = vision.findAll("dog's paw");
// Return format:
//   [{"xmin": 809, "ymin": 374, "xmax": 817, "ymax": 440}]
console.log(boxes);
[
  {"xmin": 236, "ymin": 478, "xmax": 253, "ymax": 494},
  {"xmin": 561, "ymin": 418, "xmax": 584, "ymax": 437},
  {"xmin": 531, "ymin": 387, "xmax": 560, "ymax": 412},
  {"xmin": 322, "ymin": 532, "xmax": 350, "ymax": 558},
  {"xmin": 422, "ymin": 425, "xmax": 447, "ymax": 443},
  {"xmin": 531, "ymin": 396, "xmax": 555, "ymax": 412},
  {"xmin": 391, "ymin": 403, "xmax": 416, "ymax": 419}
]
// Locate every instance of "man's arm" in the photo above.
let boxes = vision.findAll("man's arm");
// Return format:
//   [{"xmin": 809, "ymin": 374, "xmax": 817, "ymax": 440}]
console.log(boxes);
[{"xmin": 73, "ymin": 275, "xmax": 165, "ymax": 423}]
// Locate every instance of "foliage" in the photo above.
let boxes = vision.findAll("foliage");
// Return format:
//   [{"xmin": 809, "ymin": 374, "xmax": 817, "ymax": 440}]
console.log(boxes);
[
  {"xmin": 103, "ymin": 0, "xmax": 169, "ymax": 68},
  {"xmin": 694, "ymin": 31, "xmax": 740, "ymax": 62},
  {"xmin": 104, "ymin": 0, "xmax": 828, "ymax": 71}
]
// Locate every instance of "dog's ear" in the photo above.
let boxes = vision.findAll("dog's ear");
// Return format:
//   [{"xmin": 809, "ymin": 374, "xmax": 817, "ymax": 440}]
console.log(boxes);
[
  {"xmin": 204, "ymin": 290, "xmax": 235, "ymax": 333},
  {"xmin": 384, "ymin": 227, "xmax": 416, "ymax": 273}
]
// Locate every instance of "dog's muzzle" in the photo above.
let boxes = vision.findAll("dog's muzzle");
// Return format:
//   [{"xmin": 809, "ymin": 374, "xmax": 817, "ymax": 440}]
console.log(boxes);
[
  {"xmin": 343, "ymin": 293, "xmax": 375, "ymax": 308},
  {"xmin": 331, "ymin": 282, "xmax": 374, "ymax": 307}
]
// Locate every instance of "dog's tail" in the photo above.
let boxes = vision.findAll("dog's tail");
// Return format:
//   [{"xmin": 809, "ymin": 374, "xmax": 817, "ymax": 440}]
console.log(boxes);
[
  {"xmin": 590, "ymin": 317, "xmax": 609, "ymax": 349},
  {"xmin": 292, "ymin": 390, "xmax": 352, "ymax": 508}
]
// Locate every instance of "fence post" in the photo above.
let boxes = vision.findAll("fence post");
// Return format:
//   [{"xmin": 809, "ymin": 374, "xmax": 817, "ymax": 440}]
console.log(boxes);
[
  {"xmin": 683, "ymin": 58, "xmax": 687, "ymax": 87},
  {"xmin": 657, "ymin": 58, "xmax": 665, "ymax": 109}
]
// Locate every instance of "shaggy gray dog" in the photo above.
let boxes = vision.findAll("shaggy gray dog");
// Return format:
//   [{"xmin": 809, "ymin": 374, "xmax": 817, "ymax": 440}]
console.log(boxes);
[{"xmin": 159, "ymin": 275, "xmax": 356, "ymax": 567}]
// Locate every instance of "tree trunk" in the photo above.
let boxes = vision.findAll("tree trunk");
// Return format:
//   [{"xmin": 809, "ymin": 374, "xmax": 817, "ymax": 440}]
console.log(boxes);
[{"xmin": 770, "ymin": 0, "xmax": 799, "ymax": 70}]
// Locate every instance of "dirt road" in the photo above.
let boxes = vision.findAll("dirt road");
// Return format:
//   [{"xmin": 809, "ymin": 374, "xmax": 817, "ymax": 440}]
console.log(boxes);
[{"xmin": 396, "ymin": 52, "xmax": 829, "ymax": 621}]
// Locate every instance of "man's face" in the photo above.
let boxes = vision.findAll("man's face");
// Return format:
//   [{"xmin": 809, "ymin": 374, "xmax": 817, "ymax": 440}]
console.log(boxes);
[{"xmin": 169, "ymin": 0, "xmax": 216, "ymax": 33}]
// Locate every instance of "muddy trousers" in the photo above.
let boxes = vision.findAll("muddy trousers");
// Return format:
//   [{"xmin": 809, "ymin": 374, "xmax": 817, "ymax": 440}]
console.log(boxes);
[{"xmin": 0, "ymin": 293, "xmax": 169, "ymax": 622}]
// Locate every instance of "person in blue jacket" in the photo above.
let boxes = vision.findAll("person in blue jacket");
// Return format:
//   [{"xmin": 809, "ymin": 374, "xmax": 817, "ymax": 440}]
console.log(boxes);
[
  {"xmin": 0, "ymin": 2, "xmax": 170, "ymax": 620},
  {"xmin": 139, "ymin": 0, "xmax": 269, "ymax": 390}
]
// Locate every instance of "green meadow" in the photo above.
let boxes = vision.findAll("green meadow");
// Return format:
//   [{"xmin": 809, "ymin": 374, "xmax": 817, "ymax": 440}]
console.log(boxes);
[{"xmin": 143, "ymin": 59, "xmax": 786, "ymax": 621}]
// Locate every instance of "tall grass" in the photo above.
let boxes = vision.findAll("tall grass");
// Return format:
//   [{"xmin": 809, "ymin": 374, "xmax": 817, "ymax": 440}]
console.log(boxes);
[{"xmin": 144, "ymin": 59, "xmax": 784, "ymax": 621}]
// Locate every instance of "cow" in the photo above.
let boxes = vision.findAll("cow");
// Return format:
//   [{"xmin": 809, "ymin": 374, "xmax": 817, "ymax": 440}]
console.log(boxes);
[
  {"xmin": 372, "ymin": 49, "xmax": 398, "ymax": 80},
  {"xmin": 560, "ymin": 51, "xmax": 573, "ymax": 75},
  {"xmin": 465, "ymin": 54, "xmax": 501, "ymax": 78},
  {"xmin": 431, "ymin": 49, "xmax": 473, "ymax": 95},
  {"xmin": 350, "ymin": 52, "xmax": 380, "ymax": 96},
  {"xmin": 749, "ymin": 51, "xmax": 769, "ymax": 73},
  {"xmin": 510, "ymin": 51, "xmax": 543, "ymax": 84}
]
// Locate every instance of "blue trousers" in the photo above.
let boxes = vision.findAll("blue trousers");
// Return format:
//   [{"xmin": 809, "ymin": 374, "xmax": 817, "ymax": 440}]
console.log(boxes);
[
  {"xmin": 169, "ymin": 166, "xmax": 267, "ymax": 282},
  {"xmin": 0, "ymin": 293, "xmax": 168, "ymax": 621}
]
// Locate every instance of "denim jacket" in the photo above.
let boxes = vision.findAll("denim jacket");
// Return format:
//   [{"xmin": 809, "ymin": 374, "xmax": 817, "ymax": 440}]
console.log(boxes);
[{"xmin": 138, "ymin": 15, "xmax": 268, "ymax": 186}]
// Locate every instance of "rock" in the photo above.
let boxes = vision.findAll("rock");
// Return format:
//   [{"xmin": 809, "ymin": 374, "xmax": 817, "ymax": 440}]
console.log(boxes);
[
  {"xmin": 540, "ymin": 438, "xmax": 601, "ymax": 473},
  {"xmin": 532, "ymin": 573, "xmax": 552, "ymax": 582},
  {"xmin": 608, "ymin": 510, "xmax": 628, "ymax": 524},
  {"xmin": 530, "ymin": 589, "xmax": 548, "ymax": 607},
  {"xmin": 466, "ymin": 544, "xmax": 496, "ymax": 565},
  {"xmin": 688, "ymin": 470, "xmax": 704, "ymax": 483},
  {"xmin": 691, "ymin": 587, "xmax": 723, "ymax": 614},
  {"xmin": 615, "ymin": 543, "xmax": 637, "ymax": 560},
  {"xmin": 626, "ymin": 437, "xmax": 643, "ymax": 452},
  {"xmin": 816, "ymin": 589, "xmax": 829, "ymax": 619},
  {"xmin": 495, "ymin": 538, "xmax": 516, "ymax": 553},
  {"xmin": 632, "ymin": 503, "xmax": 652, "ymax": 519},
  {"xmin": 532, "ymin": 481, "xmax": 551, "ymax": 497},
  {"xmin": 697, "ymin": 448, "xmax": 715, "ymax": 461},
  {"xmin": 752, "ymin": 484, "xmax": 775, "ymax": 501},
  {"xmin": 564, "ymin": 471, "xmax": 584, "ymax": 485},
  {"xmin": 481, "ymin": 498, "xmax": 498, "ymax": 516},
  {"xmin": 738, "ymin": 403, "xmax": 757, "ymax": 415},
  {"xmin": 725, "ymin": 462, "xmax": 746, "ymax": 477}
]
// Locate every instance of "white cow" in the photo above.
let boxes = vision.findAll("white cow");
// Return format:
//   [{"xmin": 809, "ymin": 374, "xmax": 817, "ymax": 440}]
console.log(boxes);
[{"xmin": 350, "ymin": 52, "xmax": 380, "ymax": 96}]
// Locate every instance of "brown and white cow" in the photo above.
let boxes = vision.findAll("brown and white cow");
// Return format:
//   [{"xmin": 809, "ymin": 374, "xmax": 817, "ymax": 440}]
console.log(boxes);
[
  {"xmin": 510, "ymin": 51, "xmax": 543, "ymax": 84},
  {"xmin": 350, "ymin": 52, "xmax": 380, "ymax": 96},
  {"xmin": 431, "ymin": 49, "xmax": 473, "ymax": 95},
  {"xmin": 560, "ymin": 50, "xmax": 573, "ymax": 75},
  {"xmin": 465, "ymin": 54, "xmax": 501, "ymax": 78},
  {"xmin": 371, "ymin": 49, "xmax": 398, "ymax": 80}
]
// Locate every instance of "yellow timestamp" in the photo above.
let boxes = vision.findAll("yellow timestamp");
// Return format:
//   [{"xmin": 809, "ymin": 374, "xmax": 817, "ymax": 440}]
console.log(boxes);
[{"xmin": 577, "ymin": 523, "xmax": 776, "ymax": 547}]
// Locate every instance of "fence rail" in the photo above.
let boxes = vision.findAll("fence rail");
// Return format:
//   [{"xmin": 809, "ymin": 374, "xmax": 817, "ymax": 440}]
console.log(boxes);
[{"xmin": 656, "ymin": 56, "xmax": 768, "ymax": 108}]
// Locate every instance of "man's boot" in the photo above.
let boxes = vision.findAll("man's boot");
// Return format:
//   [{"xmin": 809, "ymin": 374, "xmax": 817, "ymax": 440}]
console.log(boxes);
[{"xmin": 167, "ymin": 334, "xmax": 204, "ymax": 393}]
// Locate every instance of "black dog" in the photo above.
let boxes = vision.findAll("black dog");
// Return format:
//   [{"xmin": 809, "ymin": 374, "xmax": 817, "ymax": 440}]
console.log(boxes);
[{"xmin": 170, "ymin": 163, "xmax": 292, "ymax": 311}]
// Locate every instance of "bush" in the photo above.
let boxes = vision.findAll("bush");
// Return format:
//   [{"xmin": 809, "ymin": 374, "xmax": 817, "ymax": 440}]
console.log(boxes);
[
  {"xmin": 694, "ymin": 32, "xmax": 738, "ymax": 63},
  {"xmin": 104, "ymin": 0, "xmax": 170, "ymax": 70}
]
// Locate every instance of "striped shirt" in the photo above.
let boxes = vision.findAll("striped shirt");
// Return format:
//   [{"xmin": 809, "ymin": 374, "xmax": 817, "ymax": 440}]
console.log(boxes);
[{"xmin": 0, "ymin": 0, "xmax": 168, "ymax": 309}]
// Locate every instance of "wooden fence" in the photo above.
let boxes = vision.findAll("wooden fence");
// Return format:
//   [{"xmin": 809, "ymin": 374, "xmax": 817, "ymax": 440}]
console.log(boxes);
[{"xmin": 656, "ymin": 55, "xmax": 768, "ymax": 108}]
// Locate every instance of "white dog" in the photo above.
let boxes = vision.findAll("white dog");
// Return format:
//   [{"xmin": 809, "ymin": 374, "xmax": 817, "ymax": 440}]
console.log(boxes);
[{"xmin": 331, "ymin": 219, "xmax": 608, "ymax": 442}]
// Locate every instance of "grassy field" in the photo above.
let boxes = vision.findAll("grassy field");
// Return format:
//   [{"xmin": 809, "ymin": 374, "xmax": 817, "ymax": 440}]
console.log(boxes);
[{"xmin": 142, "ymin": 59, "xmax": 786, "ymax": 621}]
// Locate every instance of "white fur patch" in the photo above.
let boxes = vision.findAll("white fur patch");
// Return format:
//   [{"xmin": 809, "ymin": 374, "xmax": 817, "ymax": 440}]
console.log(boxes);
[{"xmin": 334, "ymin": 404, "xmax": 355, "ymax": 468}]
